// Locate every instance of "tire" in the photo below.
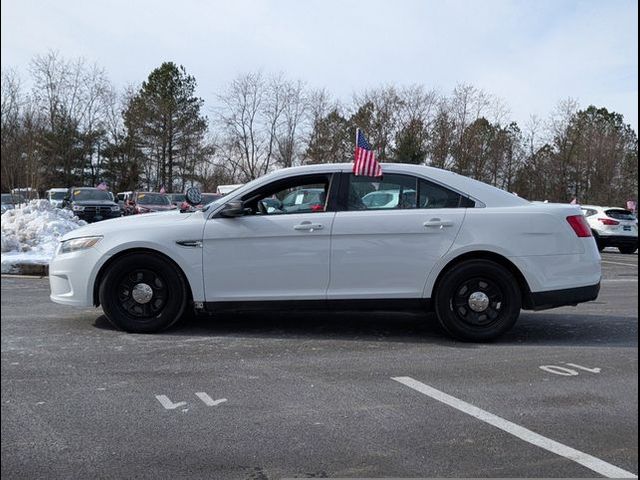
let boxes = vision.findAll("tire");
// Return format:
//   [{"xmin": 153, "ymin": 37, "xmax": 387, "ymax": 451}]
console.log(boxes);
[
  {"xmin": 434, "ymin": 260, "xmax": 521, "ymax": 342},
  {"xmin": 592, "ymin": 232, "xmax": 606, "ymax": 251},
  {"xmin": 99, "ymin": 253, "xmax": 188, "ymax": 333},
  {"xmin": 618, "ymin": 245, "xmax": 638, "ymax": 254}
]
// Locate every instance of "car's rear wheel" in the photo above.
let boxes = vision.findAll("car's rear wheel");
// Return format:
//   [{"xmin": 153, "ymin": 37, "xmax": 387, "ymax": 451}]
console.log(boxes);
[
  {"xmin": 618, "ymin": 245, "xmax": 638, "ymax": 254},
  {"xmin": 434, "ymin": 260, "xmax": 521, "ymax": 342},
  {"xmin": 99, "ymin": 253, "xmax": 188, "ymax": 333},
  {"xmin": 592, "ymin": 231, "xmax": 606, "ymax": 251}
]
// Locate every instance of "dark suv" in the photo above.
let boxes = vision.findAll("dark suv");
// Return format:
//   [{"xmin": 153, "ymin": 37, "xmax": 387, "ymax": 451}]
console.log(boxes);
[{"xmin": 63, "ymin": 187, "xmax": 122, "ymax": 222}]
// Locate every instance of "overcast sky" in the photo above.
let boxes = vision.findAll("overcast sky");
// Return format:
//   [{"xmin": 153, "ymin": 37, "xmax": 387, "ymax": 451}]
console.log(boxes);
[{"xmin": 2, "ymin": 0, "xmax": 638, "ymax": 130}]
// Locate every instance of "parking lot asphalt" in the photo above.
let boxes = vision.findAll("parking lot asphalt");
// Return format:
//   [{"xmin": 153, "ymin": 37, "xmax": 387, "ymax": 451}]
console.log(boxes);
[{"xmin": 1, "ymin": 250, "xmax": 637, "ymax": 479}]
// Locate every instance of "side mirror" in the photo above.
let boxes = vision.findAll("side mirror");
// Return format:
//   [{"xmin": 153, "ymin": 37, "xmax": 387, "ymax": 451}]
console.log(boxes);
[
  {"xmin": 185, "ymin": 187, "xmax": 202, "ymax": 206},
  {"xmin": 219, "ymin": 201, "xmax": 246, "ymax": 218}
]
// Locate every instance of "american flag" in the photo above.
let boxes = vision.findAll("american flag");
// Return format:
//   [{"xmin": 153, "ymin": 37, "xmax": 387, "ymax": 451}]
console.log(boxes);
[{"xmin": 353, "ymin": 129, "xmax": 382, "ymax": 177}]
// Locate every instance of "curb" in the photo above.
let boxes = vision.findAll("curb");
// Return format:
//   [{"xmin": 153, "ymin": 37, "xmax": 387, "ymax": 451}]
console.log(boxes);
[{"xmin": 1, "ymin": 263, "xmax": 49, "ymax": 277}]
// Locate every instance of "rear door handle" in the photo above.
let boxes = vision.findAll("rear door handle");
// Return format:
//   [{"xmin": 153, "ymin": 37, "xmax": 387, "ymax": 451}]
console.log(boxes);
[
  {"xmin": 423, "ymin": 219, "xmax": 454, "ymax": 228},
  {"xmin": 294, "ymin": 222, "xmax": 324, "ymax": 232}
]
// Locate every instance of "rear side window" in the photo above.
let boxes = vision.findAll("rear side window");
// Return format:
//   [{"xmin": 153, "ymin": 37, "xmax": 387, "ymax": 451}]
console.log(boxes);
[
  {"xmin": 581, "ymin": 208, "xmax": 597, "ymax": 217},
  {"xmin": 605, "ymin": 209, "xmax": 636, "ymax": 221},
  {"xmin": 419, "ymin": 179, "xmax": 473, "ymax": 209},
  {"xmin": 344, "ymin": 173, "xmax": 474, "ymax": 210},
  {"xmin": 347, "ymin": 174, "xmax": 417, "ymax": 211}
]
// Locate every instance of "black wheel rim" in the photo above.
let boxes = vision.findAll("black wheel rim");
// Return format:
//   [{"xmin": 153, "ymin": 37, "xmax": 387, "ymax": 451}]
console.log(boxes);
[
  {"xmin": 116, "ymin": 269, "xmax": 168, "ymax": 318},
  {"xmin": 450, "ymin": 277, "xmax": 505, "ymax": 327}
]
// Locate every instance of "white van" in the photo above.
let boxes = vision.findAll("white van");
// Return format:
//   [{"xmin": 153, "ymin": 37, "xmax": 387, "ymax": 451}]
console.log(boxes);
[{"xmin": 46, "ymin": 188, "xmax": 69, "ymax": 208}]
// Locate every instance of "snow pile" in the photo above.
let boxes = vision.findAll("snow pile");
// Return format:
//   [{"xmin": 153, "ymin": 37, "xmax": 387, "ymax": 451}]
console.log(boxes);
[{"xmin": 1, "ymin": 200, "xmax": 87, "ymax": 273}]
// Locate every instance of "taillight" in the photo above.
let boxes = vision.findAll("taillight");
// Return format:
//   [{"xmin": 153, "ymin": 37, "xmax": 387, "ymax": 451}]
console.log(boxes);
[
  {"xmin": 566, "ymin": 215, "xmax": 592, "ymax": 237},
  {"xmin": 598, "ymin": 218, "xmax": 619, "ymax": 225}
]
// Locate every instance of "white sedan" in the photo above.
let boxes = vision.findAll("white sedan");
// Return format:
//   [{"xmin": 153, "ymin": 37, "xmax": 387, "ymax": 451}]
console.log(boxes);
[{"xmin": 49, "ymin": 164, "xmax": 601, "ymax": 341}]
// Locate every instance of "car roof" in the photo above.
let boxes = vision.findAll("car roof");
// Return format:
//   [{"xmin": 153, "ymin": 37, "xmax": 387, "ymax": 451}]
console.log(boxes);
[{"xmin": 227, "ymin": 164, "xmax": 528, "ymax": 208}]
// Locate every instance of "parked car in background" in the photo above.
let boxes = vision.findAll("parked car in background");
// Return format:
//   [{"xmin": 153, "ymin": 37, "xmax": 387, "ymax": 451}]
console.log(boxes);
[
  {"xmin": 279, "ymin": 187, "xmax": 326, "ymax": 213},
  {"xmin": 1, "ymin": 193, "xmax": 26, "ymax": 214},
  {"xmin": 581, "ymin": 205, "xmax": 638, "ymax": 253},
  {"xmin": 362, "ymin": 189, "xmax": 417, "ymax": 209},
  {"xmin": 63, "ymin": 187, "xmax": 121, "ymax": 223},
  {"xmin": 178, "ymin": 193, "xmax": 223, "ymax": 210},
  {"xmin": 116, "ymin": 192, "xmax": 133, "ymax": 213},
  {"xmin": 50, "ymin": 163, "xmax": 601, "ymax": 341},
  {"xmin": 200, "ymin": 193, "xmax": 223, "ymax": 205},
  {"xmin": 168, "ymin": 193, "xmax": 186, "ymax": 207},
  {"xmin": 11, "ymin": 187, "xmax": 39, "ymax": 201},
  {"xmin": 124, "ymin": 192, "xmax": 177, "ymax": 215},
  {"xmin": 46, "ymin": 188, "xmax": 69, "ymax": 208}
]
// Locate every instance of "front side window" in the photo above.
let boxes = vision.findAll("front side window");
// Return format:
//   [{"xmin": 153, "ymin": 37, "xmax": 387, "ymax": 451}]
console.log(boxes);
[{"xmin": 242, "ymin": 174, "xmax": 332, "ymax": 215}]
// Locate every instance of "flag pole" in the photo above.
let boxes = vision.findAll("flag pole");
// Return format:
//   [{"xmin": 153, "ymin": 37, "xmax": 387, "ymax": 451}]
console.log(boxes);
[{"xmin": 353, "ymin": 128, "xmax": 359, "ymax": 171}]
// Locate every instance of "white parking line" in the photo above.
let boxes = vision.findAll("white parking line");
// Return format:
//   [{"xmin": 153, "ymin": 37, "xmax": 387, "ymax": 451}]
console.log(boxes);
[
  {"xmin": 601, "ymin": 260, "xmax": 638, "ymax": 267},
  {"xmin": 392, "ymin": 376, "xmax": 637, "ymax": 479},
  {"xmin": 601, "ymin": 278, "xmax": 638, "ymax": 283},
  {"xmin": 195, "ymin": 392, "xmax": 227, "ymax": 406}
]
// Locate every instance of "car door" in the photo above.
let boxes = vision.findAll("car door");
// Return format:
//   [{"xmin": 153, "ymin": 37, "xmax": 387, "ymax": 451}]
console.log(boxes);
[
  {"xmin": 328, "ymin": 172, "xmax": 469, "ymax": 299},
  {"xmin": 202, "ymin": 173, "xmax": 337, "ymax": 302}
]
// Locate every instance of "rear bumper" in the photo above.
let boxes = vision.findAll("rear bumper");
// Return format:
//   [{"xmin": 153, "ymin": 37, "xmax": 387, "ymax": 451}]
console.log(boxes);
[
  {"xmin": 596, "ymin": 235, "xmax": 638, "ymax": 248},
  {"xmin": 524, "ymin": 282, "xmax": 600, "ymax": 311}
]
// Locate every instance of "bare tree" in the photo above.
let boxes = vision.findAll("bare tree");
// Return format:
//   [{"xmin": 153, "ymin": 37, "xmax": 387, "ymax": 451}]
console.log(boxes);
[
  {"xmin": 215, "ymin": 72, "xmax": 292, "ymax": 181},
  {"xmin": 274, "ymin": 79, "xmax": 308, "ymax": 168}
]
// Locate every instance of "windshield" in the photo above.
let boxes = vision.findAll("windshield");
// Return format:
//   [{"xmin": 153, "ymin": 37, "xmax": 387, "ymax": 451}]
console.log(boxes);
[
  {"xmin": 2, "ymin": 194, "xmax": 25, "ymax": 204},
  {"xmin": 49, "ymin": 191, "xmax": 67, "ymax": 200},
  {"xmin": 72, "ymin": 189, "xmax": 112, "ymax": 201},
  {"xmin": 137, "ymin": 193, "xmax": 171, "ymax": 205},
  {"xmin": 170, "ymin": 194, "xmax": 186, "ymax": 202}
]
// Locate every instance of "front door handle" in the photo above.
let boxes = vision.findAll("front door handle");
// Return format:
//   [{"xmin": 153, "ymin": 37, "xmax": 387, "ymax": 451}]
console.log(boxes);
[
  {"xmin": 294, "ymin": 221, "xmax": 324, "ymax": 232},
  {"xmin": 423, "ymin": 219, "xmax": 454, "ymax": 228}
]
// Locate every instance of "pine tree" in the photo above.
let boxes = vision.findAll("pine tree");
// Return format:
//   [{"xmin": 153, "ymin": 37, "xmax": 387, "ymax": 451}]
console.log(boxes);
[{"xmin": 124, "ymin": 62, "xmax": 207, "ymax": 192}]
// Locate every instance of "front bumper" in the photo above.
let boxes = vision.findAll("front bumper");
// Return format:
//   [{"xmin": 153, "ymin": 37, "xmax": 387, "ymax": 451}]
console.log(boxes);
[
  {"xmin": 524, "ymin": 282, "xmax": 600, "ymax": 311},
  {"xmin": 49, "ymin": 247, "xmax": 107, "ymax": 307}
]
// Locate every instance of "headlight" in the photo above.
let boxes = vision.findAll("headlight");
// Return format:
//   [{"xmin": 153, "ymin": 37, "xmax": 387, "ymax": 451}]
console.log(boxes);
[
  {"xmin": 110, "ymin": 205, "xmax": 120, "ymax": 212},
  {"xmin": 58, "ymin": 236, "xmax": 102, "ymax": 254},
  {"xmin": 72, "ymin": 205, "xmax": 85, "ymax": 211}
]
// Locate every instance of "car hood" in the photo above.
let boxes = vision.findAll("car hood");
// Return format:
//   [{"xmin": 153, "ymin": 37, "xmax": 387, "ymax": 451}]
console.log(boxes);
[
  {"xmin": 62, "ymin": 209, "xmax": 199, "ymax": 240},
  {"xmin": 72, "ymin": 200, "xmax": 118, "ymax": 207}
]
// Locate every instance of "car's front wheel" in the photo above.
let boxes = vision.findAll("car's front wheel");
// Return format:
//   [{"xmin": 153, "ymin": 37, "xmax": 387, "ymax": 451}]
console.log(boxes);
[
  {"xmin": 618, "ymin": 245, "xmax": 638, "ymax": 254},
  {"xmin": 434, "ymin": 259, "xmax": 521, "ymax": 342},
  {"xmin": 99, "ymin": 253, "xmax": 188, "ymax": 333}
]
